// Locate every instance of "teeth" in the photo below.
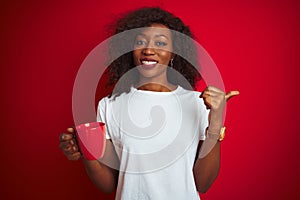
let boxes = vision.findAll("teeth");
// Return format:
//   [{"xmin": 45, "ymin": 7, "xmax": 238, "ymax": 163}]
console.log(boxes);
[{"xmin": 141, "ymin": 60, "xmax": 157, "ymax": 65}]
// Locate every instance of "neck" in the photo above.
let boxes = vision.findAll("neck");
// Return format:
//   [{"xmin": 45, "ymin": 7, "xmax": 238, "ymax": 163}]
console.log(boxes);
[
  {"xmin": 137, "ymin": 71, "xmax": 176, "ymax": 92},
  {"xmin": 136, "ymin": 82, "xmax": 176, "ymax": 92}
]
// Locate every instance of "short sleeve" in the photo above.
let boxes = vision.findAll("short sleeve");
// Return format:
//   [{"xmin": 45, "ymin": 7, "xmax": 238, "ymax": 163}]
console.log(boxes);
[{"xmin": 96, "ymin": 98, "xmax": 111, "ymax": 139}]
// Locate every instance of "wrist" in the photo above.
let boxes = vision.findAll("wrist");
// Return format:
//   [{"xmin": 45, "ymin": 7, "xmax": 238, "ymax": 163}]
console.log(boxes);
[
  {"xmin": 209, "ymin": 111, "xmax": 224, "ymax": 129},
  {"xmin": 207, "ymin": 125, "xmax": 222, "ymax": 133},
  {"xmin": 206, "ymin": 126, "xmax": 226, "ymax": 142}
]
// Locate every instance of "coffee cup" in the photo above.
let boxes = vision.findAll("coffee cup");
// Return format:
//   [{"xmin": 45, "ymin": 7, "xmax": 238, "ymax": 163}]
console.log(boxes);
[{"xmin": 75, "ymin": 122, "xmax": 106, "ymax": 160}]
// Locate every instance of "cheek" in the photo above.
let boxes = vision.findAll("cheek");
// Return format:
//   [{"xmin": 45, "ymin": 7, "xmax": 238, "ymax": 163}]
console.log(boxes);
[{"xmin": 160, "ymin": 51, "xmax": 172, "ymax": 62}]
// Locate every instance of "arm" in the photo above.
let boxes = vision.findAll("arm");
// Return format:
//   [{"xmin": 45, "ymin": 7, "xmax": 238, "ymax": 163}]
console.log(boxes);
[
  {"xmin": 193, "ymin": 86, "xmax": 239, "ymax": 193},
  {"xmin": 193, "ymin": 129, "xmax": 221, "ymax": 193},
  {"xmin": 59, "ymin": 128, "xmax": 119, "ymax": 194},
  {"xmin": 82, "ymin": 139, "xmax": 119, "ymax": 193}
]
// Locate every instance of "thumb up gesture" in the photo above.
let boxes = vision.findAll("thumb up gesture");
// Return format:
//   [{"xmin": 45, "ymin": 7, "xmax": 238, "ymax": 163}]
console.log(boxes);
[{"xmin": 200, "ymin": 86, "xmax": 239, "ymax": 130}]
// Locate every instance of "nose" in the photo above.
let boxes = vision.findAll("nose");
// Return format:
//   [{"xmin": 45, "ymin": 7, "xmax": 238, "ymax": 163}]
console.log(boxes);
[{"xmin": 142, "ymin": 43, "xmax": 155, "ymax": 55}]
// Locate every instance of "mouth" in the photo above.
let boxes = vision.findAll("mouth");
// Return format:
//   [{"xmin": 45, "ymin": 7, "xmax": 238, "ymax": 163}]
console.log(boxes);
[{"xmin": 140, "ymin": 59, "xmax": 158, "ymax": 69}]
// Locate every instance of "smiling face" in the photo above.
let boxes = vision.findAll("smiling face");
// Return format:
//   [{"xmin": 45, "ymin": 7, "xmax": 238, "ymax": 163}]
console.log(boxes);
[{"xmin": 133, "ymin": 23, "xmax": 173, "ymax": 85}]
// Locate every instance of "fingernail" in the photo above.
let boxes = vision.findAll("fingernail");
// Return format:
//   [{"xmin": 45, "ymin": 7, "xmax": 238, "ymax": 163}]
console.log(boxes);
[
  {"xmin": 73, "ymin": 146, "xmax": 76, "ymax": 151},
  {"xmin": 70, "ymin": 140, "xmax": 74, "ymax": 145}
]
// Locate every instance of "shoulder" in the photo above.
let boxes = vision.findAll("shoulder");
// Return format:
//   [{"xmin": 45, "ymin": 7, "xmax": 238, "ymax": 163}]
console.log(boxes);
[
  {"xmin": 97, "ymin": 95, "xmax": 112, "ymax": 110},
  {"xmin": 178, "ymin": 86, "xmax": 202, "ymax": 97},
  {"xmin": 97, "ymin": 89, "xmax": 133, "ymax": 108}
]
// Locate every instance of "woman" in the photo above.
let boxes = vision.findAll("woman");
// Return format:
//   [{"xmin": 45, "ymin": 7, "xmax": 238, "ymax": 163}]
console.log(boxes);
[{"xmin": 59, "ymin": 7, "xmax": 239, "ymax": 200}]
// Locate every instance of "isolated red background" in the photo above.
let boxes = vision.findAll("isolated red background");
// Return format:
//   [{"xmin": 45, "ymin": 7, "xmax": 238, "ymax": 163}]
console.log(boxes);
[{"xmin": 1, "ymin": 0, "xmax": 299, "ymax": 199}]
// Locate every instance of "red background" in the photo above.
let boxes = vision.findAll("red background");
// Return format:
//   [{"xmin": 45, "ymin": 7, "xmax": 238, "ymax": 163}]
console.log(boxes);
[{"xmin": 1, "ymin": 0, "xmax": 299, "ymax": 199}]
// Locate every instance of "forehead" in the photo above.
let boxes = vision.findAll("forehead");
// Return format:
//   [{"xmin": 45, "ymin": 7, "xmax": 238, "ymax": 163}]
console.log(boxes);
[{"xmin": 137, "ymin": 24, "xmax": 172, "ymax": 38}]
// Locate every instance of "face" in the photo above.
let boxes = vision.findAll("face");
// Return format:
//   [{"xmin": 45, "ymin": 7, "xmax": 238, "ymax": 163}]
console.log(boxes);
[{"xmin": 133, "ymin": 23, "xmax": 173, "ymax": 83}]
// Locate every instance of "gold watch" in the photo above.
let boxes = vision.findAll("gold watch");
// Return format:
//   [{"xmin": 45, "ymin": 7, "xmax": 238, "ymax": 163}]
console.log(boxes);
[
  {"xmin": 218, "ymin": 126, "xmax": 226, "ymax": 141},
  {"xmin": 206, "ymin": 126, "xmax": 226, "ymax": 141}
]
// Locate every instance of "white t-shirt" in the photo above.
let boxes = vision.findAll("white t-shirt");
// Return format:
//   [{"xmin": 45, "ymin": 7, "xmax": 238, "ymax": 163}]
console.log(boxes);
[{"xmin": 97, "ymin": 86, "xmax": 209, "ymax": 200}]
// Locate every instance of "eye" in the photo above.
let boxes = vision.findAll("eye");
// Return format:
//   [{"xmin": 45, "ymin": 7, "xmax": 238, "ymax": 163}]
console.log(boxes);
[
  {"xmin": 135, "ymin": 40, "xmax": 146, "ymax": 46},
  {"xmin": 155, "ymin": 41, "xmax": 167, "ymax": 46}
]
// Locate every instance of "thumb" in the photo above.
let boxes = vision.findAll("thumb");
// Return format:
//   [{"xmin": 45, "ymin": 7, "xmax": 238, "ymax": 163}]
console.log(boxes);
[
  {"xmin": 225, "ymin": 90, "xmax": 240, "ymax": 101},
  {"xmin": 67, "ymin": 127, "xmax": 76, "ymax": 133}
]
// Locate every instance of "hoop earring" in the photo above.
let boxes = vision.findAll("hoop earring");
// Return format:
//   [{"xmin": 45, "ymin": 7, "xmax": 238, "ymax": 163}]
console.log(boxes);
[{"xmin": 170, "ymin": 58, "xmax": 174, "ymax": 68}]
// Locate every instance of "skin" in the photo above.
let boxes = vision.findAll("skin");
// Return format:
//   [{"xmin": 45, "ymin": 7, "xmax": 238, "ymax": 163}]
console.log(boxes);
[
  {"xmin": 59, "ymin": 128, "xmax": 119, "ymax": 193},
  {"xmin": 59, "ymin": 23, "xmax": 239, "ymax": 194},
  {"xmin": 193, "ymin": 87, "xmax": 239, "ymax": 193},
  {"xmin": 133, "ymin": 23, "xmax": 176, "ymax": 91}
]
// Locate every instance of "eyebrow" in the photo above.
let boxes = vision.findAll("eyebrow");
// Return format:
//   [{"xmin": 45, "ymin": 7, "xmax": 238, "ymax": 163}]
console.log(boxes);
[{"xmin": 136, "ymin": 33, "xmax": 170, "ymax": 39}]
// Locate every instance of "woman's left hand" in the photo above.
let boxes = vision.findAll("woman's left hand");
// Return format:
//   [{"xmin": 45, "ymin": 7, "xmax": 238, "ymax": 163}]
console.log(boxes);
[{"xmin": 200, "ymin": 86, "xmax": 239, "ymax": 131}]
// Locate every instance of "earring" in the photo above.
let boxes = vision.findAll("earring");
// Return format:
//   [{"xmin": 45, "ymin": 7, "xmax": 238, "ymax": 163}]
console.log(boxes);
[{"xmin": 170, "ymin": 58, "xmax": 174, "ymax": 68}]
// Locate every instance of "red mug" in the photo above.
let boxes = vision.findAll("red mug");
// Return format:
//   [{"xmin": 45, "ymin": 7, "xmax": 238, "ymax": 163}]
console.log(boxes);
[{"xmin": 75, "ymin": 122, "xmax": 106, "ymax": 160}]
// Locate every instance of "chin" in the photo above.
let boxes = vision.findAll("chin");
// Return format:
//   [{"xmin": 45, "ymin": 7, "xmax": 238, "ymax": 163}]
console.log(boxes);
[{"xmin": 137, "ymin": 65, "xmax": 168, "ymax": 79}]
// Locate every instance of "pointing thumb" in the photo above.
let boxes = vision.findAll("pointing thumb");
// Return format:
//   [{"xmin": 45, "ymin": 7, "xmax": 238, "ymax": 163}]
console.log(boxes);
[{"xmin": 225, "ymin": 90, "xmax": 240, "ymax": 101}]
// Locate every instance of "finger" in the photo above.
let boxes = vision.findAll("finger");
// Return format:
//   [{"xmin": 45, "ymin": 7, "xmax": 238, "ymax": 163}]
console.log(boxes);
[
  {"xmin": 60, "ymin": 144, "xmax": 73, "ymax": 155},
  {"xmin": 201, "ymin": 87, "xmax": 223, "ymax": 97},
  {"xmin": 206, "ymin": 85, "xmax": 223, "ymax": 93},
  {"xmin": 66, "ymin": 139, "xmax": 79, "ymax": 150},
  {"xmin": 200, "ymin": 94, "xmax": 212, "ymax": 109},
  {"xmin": 60, "ymin": 139, "xmax": 78, "ymax": 152},
  {"xmin": 200, "ymin": 92, "xmax": 209, "ymax": 99},
  {"xmin": 200, "ymin": 90, "xmax": 221, "ymax": 103},
  {"xmin": 69, "ymin": 138, "xmax": 75, "ymax": 145},
  {"xmin": 67, "ymin": 127, "xmax": 75, "ymax": 133},
  {"xmin": 59, "ymin": 133, "xmax": 74, "ymax": 142},
  {"xmin": 68, "ymin": 152, "xmax": 82, "ymax": 161},
  {"xmin": 199, "ymin": 87, "xmax": 210, "ymax": 97},
  {"xmin": 200, "ymin": 91, "xmax": 218, "ymax": 100},
  {"xmin": 59, "ymin": 141, "xmax": 70, "ymax": 150},
  {"xmin": 63, "ymin": 144, "xmax": 79, "ymax": 156},
  {"xmin": 225, "ymin": 90, "xmax": 240, "ymax": 101}
]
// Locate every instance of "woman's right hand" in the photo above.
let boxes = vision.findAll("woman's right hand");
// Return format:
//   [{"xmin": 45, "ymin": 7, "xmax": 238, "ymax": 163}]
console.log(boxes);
[{"xmin": 59, "ymin": 127, "xmax": 81, "ymax": 160}]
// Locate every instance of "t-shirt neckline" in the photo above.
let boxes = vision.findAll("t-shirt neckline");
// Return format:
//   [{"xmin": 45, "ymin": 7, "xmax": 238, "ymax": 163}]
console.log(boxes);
[{"xmin": 131, "ymin": 85, "xmax": 182, "ymax": 95}]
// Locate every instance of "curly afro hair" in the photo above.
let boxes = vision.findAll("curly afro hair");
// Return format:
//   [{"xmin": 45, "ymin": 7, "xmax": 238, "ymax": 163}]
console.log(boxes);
[{"xmin": 107, "ymin": 7, "xmax": 201, "ymax": 95}]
